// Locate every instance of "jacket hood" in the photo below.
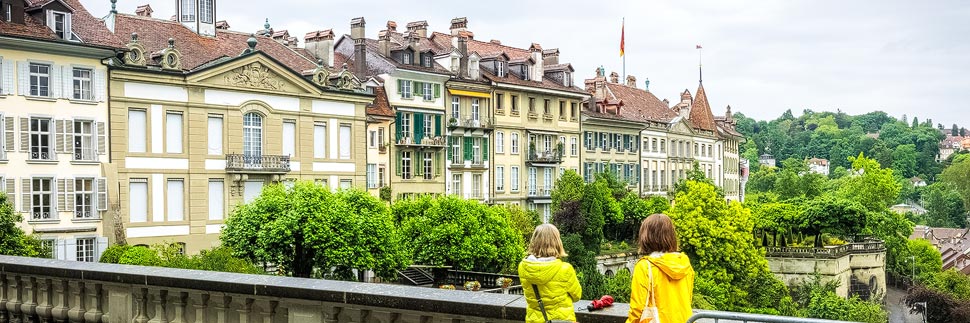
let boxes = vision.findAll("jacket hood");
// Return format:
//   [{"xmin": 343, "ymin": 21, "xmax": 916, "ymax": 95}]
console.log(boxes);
[
  {"xmin": 519, "ymin": 258, "xmax": 564, "ymax": 285},
  {"xmin": 646, "ymin": 253, "xmax": 692, "ymax": 280}
]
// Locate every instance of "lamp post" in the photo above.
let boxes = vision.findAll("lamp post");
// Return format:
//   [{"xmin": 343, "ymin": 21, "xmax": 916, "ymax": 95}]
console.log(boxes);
[{"xmin": 910, "ymin": 255, "xmax": 916, "ymax": 284}]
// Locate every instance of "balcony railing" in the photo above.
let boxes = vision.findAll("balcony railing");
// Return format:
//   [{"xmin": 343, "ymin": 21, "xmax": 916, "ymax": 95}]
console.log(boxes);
[
  {"xmin": 396, "ymin": 135, "xmax": 446, "ymax": 147},
  {"xmin": 226, "ymin": 154, "xmax": 291, "ymax": 173},
  {"xmin": 449, "ymin": 117, "xmax": 495, "ymax": 129},
  {"xmin": 527, "ymin": 149, "xmax": 563, "ymax": 164},
  {"xmin": 527, "ymin": 185, "xmax": 552, "ymax": 197},
  {"xmin": 73, "ymin": 148, "xmax": 96, "ymax": 161},
  {"xmin": 379, "ymin": 143, "xmax": 388, "ymax": 154}
]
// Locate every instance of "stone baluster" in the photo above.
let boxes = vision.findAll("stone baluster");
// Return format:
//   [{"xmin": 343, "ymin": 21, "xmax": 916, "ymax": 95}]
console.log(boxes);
[
  {"xmin": 6, "ymin": 275, "xmax": 23, "ymax": 323},
  {"xmin": 168, "ymin": 293, "xmax": 185, "ymax": 323},
  {"xmin": 212, "ymin": 296, "xmax": 230, "ymax": 323},
  {"xmin": 50, "ymin": 281, "xmax": 68, "ymax": 323},
  {"xmin": 146, "ymin": 290, "xmax": 167, "ymax": 323},
  {"xmin": 82, "ymin": 283, "xmax": 102, "ymax": 323},
  {"xmin": 66, "ymin": 282, "xmax": 84, "ymax": 323},
  {"xmin": 132, "ymin": 289, "xmax": 149, "ymax": 323},
  {"xmin": 235, "ymin": 299, "xmax": 252, "ymax": 323},
  {"xmin": 34, "ymin": 279, "xmax": 52, "ymax": 323},
  {"xmin": 21, "ymin": 277, "xmax": 38, "ymax": 323},
  {"xmin": 257, "ymin": 301, "xmax": 276, "ymax": 323},
  {"xmin": 319, "ymin": 305, "xmax": 338, "ymax": 323},
  {"xmin": 366, "ymin": 310, "xmax": 394, "ymax": 323},
  {"xmin": 395, "ymin": 314, "xmax": 427, "ymax": 323},
  {"xmin": 188, "ymin": 294, "xmax": 207, "ymax": 323},
  {"xmin": 335, "ymin": 308, "xmax": 362, "ymax": 323},
  {"xmin": 0, "ymin": 273, "xmax": 8, "ymax": 323}
]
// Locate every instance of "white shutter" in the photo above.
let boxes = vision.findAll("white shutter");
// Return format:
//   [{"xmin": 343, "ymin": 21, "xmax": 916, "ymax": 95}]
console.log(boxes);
[
  {"xmin": 50, "ymin": 64, "xmax": 62, "ymax": 99},
  {"xmin": 96, "ymin": 178, "xmax": 107, "ymax": 211},
  {"xmin": 64, "ymin": 120, "xmax": 74, "ymax": 155},
  {"xmin": 21, "ymin": 178, "xmax": 30, "ymax": 213},
  {"xmin": 51, "ymin": 177, "xmax": 58, "ymax": 212},
  {"xmin": 4, "ymin": 178, "xmax": 14, "ymax": 210},
  {"xmin": 167, "ymin": 180, "xmax": 184, "ymax": 221},
  {"xmin": 64, "ymin": 239, "xmax": 76, "ymax": 262},
  {"xmin": 56, "ymin": 120, "xmax": 65, "ymax": 154},
  {"xmin": 54, "ymin": 239, "xmax": 66, "ymax": 261},
  {"xmin": 1, "ymin": 59, "xmax": 14, "ymax": 95},
  {"xmin": 61, "ymin": 66, "xmax": 71, "ymax": 100},
  {"xmin": 96, "ymin": 122, "xmax": 106, "ymax": 155},
  {"xmin": 18, "ymin": 61, "xmax": 28, "ymax": 95},
  {"xmin": 95, "ymin": 237, "xmax": 108, "ymax": 262},
  {"xmin": 65, "ymin": 13, "xmax": 72, "ymax": 41},
  {"xmin": 94, "ymin": 69, "xmax": 106, "ymax": 102},
  {"xmin": 207, "ymin": 117, "xmax": 222, "ymax": 155},
  {"xmin": 208, "ymin": 180, "xmax": 223, "ymax": 220},
  {"xmin": 64, "ymin": 177, "xmax": 74, "ymax": 213},
  {"xmin": 57, "ymin": 178, "xmax": 66, "ymax": 212},
  {"xmin": 19, "ymin": 117, "xmax": 28, "ymax": 152}
]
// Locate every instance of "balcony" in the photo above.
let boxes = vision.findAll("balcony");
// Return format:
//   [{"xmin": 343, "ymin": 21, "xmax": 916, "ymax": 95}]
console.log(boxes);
[
  {"xmin": 448, "ymin": 116, "xmax": 495, "ymax": 129},
  {"xmin": 225, "ymin": 154, "xmax": 291, "ymax": 173},
  {"xmin": 379, "ymin": 143, "xmax": 388, "ymax": 154},
  {"xmin": 395, "ymin": 135, "xmax": 446, "ymax": 148},
  {"xmin": 0, "ymin": 256, "xmax": 858, "ymax": 323},
  {"xmin": 527, "ymin": 149, "xmax": 563, "ymax": 166},
  {"xmin": 527, "ymin": 185, "xmax": 552, "ymax": 198}
]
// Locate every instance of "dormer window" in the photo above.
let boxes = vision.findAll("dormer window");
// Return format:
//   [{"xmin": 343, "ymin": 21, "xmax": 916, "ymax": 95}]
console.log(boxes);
[
  {"xmin": 180, "ymin": 0, "xmax": 196, "ymax": 22},
  {"xmin": 520, "ymin": 65, "xmax": 530, "ymax": 81},
  {"xmin": 469, "ymin": 59, "xmax": 480, "ymax": 79},
  {"xmin": 564, "ymin": 72, "xmax": 572, "ymax": 87},
  {"xmin": 402, "ymin": 52, "xmax": 412, "ymax": 65},
  {"xmin": 450, "ymin": 57, "xmax": 457, "ymax": 71},
  {"xmin": 200, "ymin": 0, "xmax": 214, "ymax": 24},
  {"xmin": 496, "ymin": 61, "xmax": 506, "ymax": 77},
  {"xmin": 425, "ymin": 55, "xmax": 433, "ymax": 68},
  {"xmin": 4, "ymin": 4, "xmax": 11, "ymax": 22},
  {"xmin": 48, "ymin": 11, "xmax": 71, "ymax": 40}
]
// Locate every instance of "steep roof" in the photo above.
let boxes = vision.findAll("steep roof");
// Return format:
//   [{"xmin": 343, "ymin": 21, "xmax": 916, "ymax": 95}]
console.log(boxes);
[
  {"xmin": 113, "ymin": 13, "xmax": 317, "ymax": 72},
  {"xmin": 585, "ymin": 82, "xmax": 678, "ymax": 124},
  {"xmin": 366, "ymin": 85, "xmax": 395, "ymax": 118},
  {"xmin": 690, "ymin": 84, "xmax": 718, "ymax": 132},
  {"xmin": 0, "ymin": 0, "xmax": 123, "ymax": 48}
]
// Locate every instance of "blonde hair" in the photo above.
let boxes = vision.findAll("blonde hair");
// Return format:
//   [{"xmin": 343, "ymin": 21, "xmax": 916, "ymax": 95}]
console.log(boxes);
[{"xmin": 528, "ymin": 224, "xmax": 568, "ymax": 258}]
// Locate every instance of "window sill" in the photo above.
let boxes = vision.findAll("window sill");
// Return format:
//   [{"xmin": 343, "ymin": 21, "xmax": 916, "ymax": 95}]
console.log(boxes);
[
  {"xmin": 26, "ymin": 159, "xmax": 59, "ymax": 164},
  {"xmin": 70, "ymin": 160, "xmax": 100, "ymax": 165},
  {"xmin": 68, "ymin": 99, "xmax": 99, "ymax": 105},
  {"xmin": 28, "ymin": 219, "xmax": 60, "ymax": 224},
  {"xmin": 24, "ymin": 96, "xmax": 57, "ymax": 102},
  {"xmin": 401, "ymin": 96, "xmax": 414, "ymax": 101},
  {"xmin": 72, "ymin": 218, "xmax": 102, "ymax": 223}
]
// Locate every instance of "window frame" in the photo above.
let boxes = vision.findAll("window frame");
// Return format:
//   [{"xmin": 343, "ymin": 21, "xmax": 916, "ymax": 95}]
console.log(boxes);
[
  {"xmin": 451, "ymin": 97, "xmax": 460, "ymax": 120},
  {"xmin": 76, "ymin": 238, "xmax": 96, "ymax": 262},
  {"xmin": 74, "ymin": 177, "xmax": 95, "ymax": 219},
  {"xmin": 495, "ymin": 166, "xmax": 505, "ymax": 192},
  {"xmin": 73, "ymin": 119, "xmax": 95, "ymax": 161},
  {"xmin": 29, "ymin": 117, "xmax": 53, "ymax": 160},
  {"xmin": 496, "ymin": 131, "xmax": 504, "ymax": 154},
  {"xmin": 29, "ymin": 62, "xmax": 51, "ymax": 97},
  {"xmin": 72, "ymin": 67, "xmax": 93, "ymax": 101},
  {"xmin": 401, "ymin": 80, "xmax": 412, "ymax": 99},
  {"xmin": 510, "ymin": 132, "xmax": 519, "ymax": 154},
  {"xmin": 401, "ymin": 151, "xmax": 412, "ymax": 179},
  {"xmin": 423, "ymin": 152, "xmax": 433, "ymax": 180},
  {"xmin": 30, "ymin": 177, "xmax": 54, "ymax": 220},
  {"xmin": 510, "ymin": 166, "xmax": 520, "ymax": 192}
]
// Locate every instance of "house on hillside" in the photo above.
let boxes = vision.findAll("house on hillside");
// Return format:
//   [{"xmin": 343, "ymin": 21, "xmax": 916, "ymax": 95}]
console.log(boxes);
[{"xmin": 911, "ymin": 226, "xmax": 970, "ymax": 275}]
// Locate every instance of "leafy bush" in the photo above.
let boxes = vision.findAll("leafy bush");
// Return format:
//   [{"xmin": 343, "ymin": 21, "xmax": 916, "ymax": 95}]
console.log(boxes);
[
  {"xmin": 99, "ymin": 244, "xmax": 131, "ymax": 263},
  {"xmin": 118, "ymin": 246, "xmax": 162, "ymax": 266}
]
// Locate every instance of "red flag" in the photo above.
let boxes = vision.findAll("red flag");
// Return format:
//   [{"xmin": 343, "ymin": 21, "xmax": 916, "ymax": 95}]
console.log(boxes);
[
  {"xmin": 620, "ymin": 20, "xmax": 625, "ymax": 56},
  {"xmin": 696, "ymin": 45, "xmax": 703, "ymax": 49}
]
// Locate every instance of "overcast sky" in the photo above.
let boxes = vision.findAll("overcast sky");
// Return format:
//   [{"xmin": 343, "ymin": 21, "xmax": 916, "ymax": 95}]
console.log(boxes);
[{"xmin": 83, "ymin": 0, "xmax": 970, "ymax": 128}]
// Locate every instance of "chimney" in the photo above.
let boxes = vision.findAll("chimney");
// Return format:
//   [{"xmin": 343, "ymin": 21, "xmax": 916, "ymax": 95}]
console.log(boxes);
[
  {"xmin": 609, "ymin": 72, "xmax": 619, "ymax": 83},
  {"xmin": 542, "ymin": 48, "xmax": 559, "ymax": 66},
  {"xmin": 625, "ymin": 75, "xmax": 636, "ymax": 88},
  {"xmin": 287, "ymin": 37, "xmax": 298, "ymax": 49},
  {"xmin": 304, "ymin": 29, "xmax": 335, "ymax": 67},
  {"xmin": 378, "ymin": 30, "xmax": 391, "ymax": 57},
  {"xmin": 585, "ymin": 67, "xmax": 607, "ymax": 101},
  {"xmin": 216, "ymin": 20, "xmax": 230, "ymax": 30},
  {"xmin": 490, "ymin": 39, "xmax": 501, "ymax": 45},
  {"xmin": 725, "ymin": 105, "xmax": 734, "ymax": 122},
  {"xmin": 406, "ymin": 20, "xmax": 428, "ymax": 38},
  {"xmin": 662, "ymin": 98, "xmax": 669, "ymax": 107},
  {"xmin": 386, "ymin": 21, "xmax": 397, "ymax": 32},
  {"xmin": 450, "ymin": 17, "xmax": 468, "ymax": 36},
  {"xmin": 135, "ymin": 4, "xmax": 153, "ymax": 17},
  {"xmin": 529, "ymin": 43, "xmax": 543, "ymax": 82},
  {"xmin": 350, "ymin": 17, "xmax": 367, "ymax": 77},
  {"xmin": 458, "ymin": 36, "xmax": 469, "ymax": 77}
]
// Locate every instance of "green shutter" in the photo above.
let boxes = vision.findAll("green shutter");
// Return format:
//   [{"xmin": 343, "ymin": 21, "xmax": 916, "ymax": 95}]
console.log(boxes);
[
  {"xmin": 447, "ymin": 136, "xmax": 454, "ymax": 160},
  {"xmin": 434, "ymin": 114, "xmax": 441, "ymax": 137},
  {"xmin": 397, "ymin": 79, "xmax": 403, "ymax": 94},
  {"xmin": 413, "ymin": 81, "xmax": 421, "ymax": 96},
  {"xmin": 395, "ymin": 112, "xmax": 403, "ymax": 141},
  {"xmin": 435, "ymin": 151, "xmax": 442, "ymax": 176},
  {"xmin": 464, "ymin": 137, "xmax": 473, "ymax": 161},
  {"xmin": 414, "ymin": 113, "xmax": 424, "ymax": 143},
  {"xmin": 434, "ymin": 84, "xmax": 441, "ymax": 98},
  {"xmin": 482, "ymin": 138, "xmax": 489, "ymax": 161},
  {"xmin": 396, "ymin": 151, "xmax": 402, "ymax": 175}
]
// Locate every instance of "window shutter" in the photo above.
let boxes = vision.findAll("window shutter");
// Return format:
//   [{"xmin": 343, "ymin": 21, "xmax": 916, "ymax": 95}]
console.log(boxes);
[
  {"xmin": 17, "ymin": 61, "xmax": 28, "ymax": 95},
  {"xmin": 395, "ymin": 151, "xmax": 402, "ymax": 175},
  {"xmin": 1, "ymin": 59, "xmax": 14, "ymax": 95},
  {"xmin": 3, "ymin": 116, "xmax": 13, "ymax": 152},
  {"xmin": 97, "ymin": 177, "xmax": 107, "ymax": 211},
  {"xmin": 61, "ymin": 66, "xmax": 71, "ymax": 99},
  {"xmin": 96, "ymin": 122, "xmax": 106, "ymax": 155},
  {"xmin": 412, "ymin": 82, "xmax": 420, "ymax": 96},
  {"xmin": 57, "ymin": 178, "xmax": 66, "ymax": 212},
  {"xmin": 4, "ymin": 178, "xmax": 14, "ymax": 208},
  {"xmin": 64, "ymin": 239, "xmax": 77, "ymax": 262},
  {"xmin": 19, "ymin": 117, "xmax": 28, "ymax": 152},
  {"xmin": 395, "ymin": 112, "xmax": 402, "ymax": 141},
  {"xmin": 397, "ymin": 79, "xmax": 403, "ymax": 94},
  {"xmin": 65, "ymin": 120, "xmax": 75, "ymax": 154},
  {"xmin": 94, "ymin": 69, "xmax": 106, "ymax": 102},
  {"xmin": 433, "ymin": 84, "xmax": 440, "ymax": 98},
  {"xmin": 434, "ymin": 114, "xmax": 441, "ymax": 137},
  {"xmin": 55, "ymin": 120, "xmax": 65, "ymax": 153},
  {"xmin": 50, "ymin": 64, "xmax": 62, "ymax": 98},
  {"xmin": 482, "ymin": 139, "xmax": 488, "ymax": 161},
  {"xmin": 64, "ymin": 178, "xmax": 75, "ymax": 212},
  {"xmin": 414, "ymin": 154, "xmax": 423, "ymax": 177},
  {"xmin": 463, "ymin": 137, "xmax": 472, "ymax": 161},
  {"xmin": 96, "ymin": 237, "xmax": 108, "ymax": 262},
  {"xmin": 447, "ymin": 136, "xmax": 453, "ymax": 160},
  {"xmin": 435, "ymin": 151, "xmax": 442, "ymax": 176},
  {"xmin": 54, "ymin": 239, "xmax": 66, "ymax": 261},
  {"xmin": 413, "ymin": 113, "xmax": 424, "ymax": 143},
  {"xmin": 21, "ymin": 178, "xmax": 30, "ymax": 213}
]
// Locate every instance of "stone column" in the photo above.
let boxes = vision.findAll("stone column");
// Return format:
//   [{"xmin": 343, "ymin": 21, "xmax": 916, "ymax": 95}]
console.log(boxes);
[
  {"xmin": 132, "ymin": 289, "xmax": 149, "ymax": 323},
  {"xmin": 188, "ymin": 294, "xmax": 208, "ymax": 323},
  {"xmin": 83, "ymin": 283, "xmax": 103, "ymax": 323},
  {"xmin": 20, "ymin": 277, "xmax": 38, "ymax": 323},
  {"xmin": 146, "ymin": 290, "xmax": 167, "ymax": 323},
  {"xmin": 51, "ymin": 281, "xmax": 68, "ymax": 323},
  {"xmin": 7, "ymin": 275, "xmax": 23, "ymax": 323},
  {"xmin": 34, "ymin": 279, "xmax": 52, "ymax": 323}
]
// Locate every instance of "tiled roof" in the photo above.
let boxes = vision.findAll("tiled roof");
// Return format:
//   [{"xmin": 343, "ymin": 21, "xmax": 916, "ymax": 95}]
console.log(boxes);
[
  {"xmin": 591, "ymin": 82, "xmax": 678, "ymax": 123},
  {"xmin": 366, "ymin": 85, "xmax": 394, "ymax": 117},
  {"xmin": 0, "ymin": 0, "xmax": 123, "ymax": 48},
  {"xmin": 113, "ymin": 14, "xmax": 317, "ymax": 72},
  {"xmin": 481, "ymin": 69, "xmax": 586, "ymax": 95},
  {"xmin": 690, "ymin": 84, "xmax": 718, "ymax": 132}
]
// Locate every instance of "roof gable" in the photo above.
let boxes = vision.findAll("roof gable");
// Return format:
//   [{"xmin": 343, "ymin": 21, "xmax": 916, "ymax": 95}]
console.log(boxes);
[{"xmin": 186, "ymin": 52, "xmax": 322, "ymax": 95}]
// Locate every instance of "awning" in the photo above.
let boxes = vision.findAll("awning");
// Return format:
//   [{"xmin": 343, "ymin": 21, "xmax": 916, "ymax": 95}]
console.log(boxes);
[{"xmin": 448, "ymin": 89, "xmax": 491, "ymax": 99}]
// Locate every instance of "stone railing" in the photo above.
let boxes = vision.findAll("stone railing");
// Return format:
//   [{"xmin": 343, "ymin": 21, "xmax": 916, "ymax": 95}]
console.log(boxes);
[
  {"xmin": 0, "ymin": 256, "xmax": 856, "ymax": 323},
  {"xmin": 764, "ymin": 240, "xmax": 885, "ymax": 259},
  {"xmin": 225, "ymin": 154, "xmax": 291, "ymax": 173}
]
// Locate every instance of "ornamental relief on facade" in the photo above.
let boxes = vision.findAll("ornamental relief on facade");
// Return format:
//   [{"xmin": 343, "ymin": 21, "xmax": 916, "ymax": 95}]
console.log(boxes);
[{"xmin": 225, "ymin": 62, "xmax": 286, "ymax": 90}]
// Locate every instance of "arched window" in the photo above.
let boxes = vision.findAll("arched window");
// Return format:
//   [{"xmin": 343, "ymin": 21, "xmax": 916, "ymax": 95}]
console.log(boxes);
[{"xmin": 243, "ymin": 113, "xmax": 262, "ymax": 157}]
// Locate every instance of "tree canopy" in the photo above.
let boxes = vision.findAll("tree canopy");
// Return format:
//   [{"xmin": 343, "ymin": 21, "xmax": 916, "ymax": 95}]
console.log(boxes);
[{"xmin": 0, "ymin": 195, "xmax": 46, "ymax": 258}]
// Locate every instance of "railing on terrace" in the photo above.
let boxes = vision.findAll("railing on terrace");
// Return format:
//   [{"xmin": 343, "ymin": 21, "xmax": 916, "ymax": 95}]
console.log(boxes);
[
  {"xmin": 396, "ymin": 135, "xmax": 446, "ymax": 147},
  {"xmin": 763, "ymin": 240, "xmax": 884, "ymax": 259},
  {"xmin": 527, "ymin": 149, "xmax": 563, "ymax": 164},
  {"xmin": 687, "ymin": 311, "xmax": 861, "ymax": 323},
  {"xmin": 225, "ymin": 154, "xmax": 290, "ymax": 173},
  {"xmin": 0, "ymin": 256, "xmax": 861, "ymax": 323},
  {"xmin": 527, "ymin": 185, "xmax": 552, "ymax": 197},
  {"xmin": 444, "ymin": 269, "xmax": 520, "ymax": 289},
  {"xmin": 448, "ymin": 117, "xmax": 495, "ymax": 129}
]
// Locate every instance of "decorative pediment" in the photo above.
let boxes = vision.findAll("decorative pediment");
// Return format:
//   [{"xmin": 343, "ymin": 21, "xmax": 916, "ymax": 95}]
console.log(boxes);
[
  {"xmin": 224, "ymin": 62, "xmax": 286, "ymax": 91},
  {"xmin": 670, "ymin": 119, "xmax": 696, "ymax": 135},
  {"xmin": 124, "ymin": 33, "xmax": 147, "ymax": 67}
]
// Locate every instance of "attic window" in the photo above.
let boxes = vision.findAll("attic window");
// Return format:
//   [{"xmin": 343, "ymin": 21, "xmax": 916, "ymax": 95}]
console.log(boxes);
[
  {"xmin": 200, "ymin": 0, "xmax": 214, "ymax": 24},
  {"xmin": 564, "ymin": 72, "xmax": 572, "ymax": 87},
  {"xmin": 48, "ymin": 11, "xmax": 71, "ymax": 40},
  {"xmin": 4, "ymin": 4, "xmax": 10, "ymax": 22},
  {"xmin": 180, "ymin": 0, "xmax": 196, "ymax": 22},
  {"xmin": 520, "ymin": 65, "xmax": 529, "ymax": 81},
  {"xmin": 496, "ymin": 61, "xmax": 506, "ymax": 77},
  {"xmin": 402, "ymin": 52, "xmax": 412, "ymax": 65},
  {"xmin": 424, "ymin": 55, "xmax": 432, "ymax": 68}
]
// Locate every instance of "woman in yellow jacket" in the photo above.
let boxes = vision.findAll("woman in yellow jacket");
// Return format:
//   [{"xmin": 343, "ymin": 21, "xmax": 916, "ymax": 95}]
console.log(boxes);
[
  {"xmin": 627, "ymin": 214, "xmax": 695, "ymax": 323},
  {"xmin": 519, "ymin": 224, "xmax": 582, "ymax": 323}
]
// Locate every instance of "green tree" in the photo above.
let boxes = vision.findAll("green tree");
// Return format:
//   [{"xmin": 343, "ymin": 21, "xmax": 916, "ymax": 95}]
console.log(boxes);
[
  {"xmin": 953, "ymin": 124, "xmax": 960, "ymax": 136},
  {"xmin": 839, "ymin": 153, "xmax": 901, "ymax": 212},
  {"xmin": 552, "ymin": 170, "xmax": 585, "ymax": 213},
  {"xmin": 746, "ymin": 166, "xmax": 777, "ymax": 193},
  {"xmin": 504, "ymin": 205, "xmax": 541, "ymax": 243},
  {"xmin": 118, "ymin": 245, "xmax": 163, "ymax": 266},
  {"xmin": 891, "ymin": 144, "xmax": 918, "ymax": 178},
  {"xmin": 580, "ymin": 178, "xmax": 622, "ymax": 251},
  {"xmin": 605, "ymin": 193, "xmax": 669, "ymax": 242},
  {"xmin": 791, "ymin": 275, "xmax": 888, "ymax": 323},
  {"xmin": 906, "ymin": 284, "xmax": 970, "ymax": 323},
  {"xmin": 395, "ymin": 195, "xmax": 524, "ymax": 274},
  {"xmin": 798, "ymin": 195, "xmax": 868, "ymax": 247},
  {"xmin": 0, "ymin": 195, "xmax": 45, "ymax": 258},
  {"xmin": 928, "ymin": 269, "xmax": 970, "ymax": 300},
  {"xmin": 940, "ymin": 155, "xmax": 970, "ymax": 211},
  {"xmin": 222, "ymin": 182, "xmax": 408, "ymax": 279},
  {"xmin": 902, "ymin": 239, "xmax": 943, "ymax": 283},
  {"xmin": 923, "ymin": 183, "xmax": 968, "ymax": 228}
]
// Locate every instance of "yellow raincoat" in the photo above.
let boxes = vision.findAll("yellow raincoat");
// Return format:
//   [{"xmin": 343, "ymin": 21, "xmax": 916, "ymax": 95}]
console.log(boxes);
[
  {"xmin": 518, "ymin": 256, "xmax": 582, "ymax": 323},
  {"xmin": 626, "ymin": 253, "xmax": 695, "ymax": 323}
]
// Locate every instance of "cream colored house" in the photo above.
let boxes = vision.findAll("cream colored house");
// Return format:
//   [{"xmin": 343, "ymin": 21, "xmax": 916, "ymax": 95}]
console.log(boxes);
[
  {"xmin": 582, "ymin": 73, "xmax": 645, "ymax": 190},
  {"xmin": 104, "ymin": 5, "xmax": 371, "ymax": 253},
  {"xmin": 0, "ymin": 0, "xmax": 122, "ymax": 261}
]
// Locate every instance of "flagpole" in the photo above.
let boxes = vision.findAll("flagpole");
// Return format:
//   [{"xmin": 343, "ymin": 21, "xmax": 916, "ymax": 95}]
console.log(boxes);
[{"xmin": 622, "ymin": 17, "xmax": 626, "ymax": 83}]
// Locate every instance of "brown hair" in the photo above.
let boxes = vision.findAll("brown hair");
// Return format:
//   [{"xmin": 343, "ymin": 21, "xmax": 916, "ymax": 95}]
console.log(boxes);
[
  {"xmin": 638, "ymin": 214, "xmax": 679, "ymax": 254},
  {"xmin": 528, "ymin": 224, "xmax": 568, "ymax": 258}
]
